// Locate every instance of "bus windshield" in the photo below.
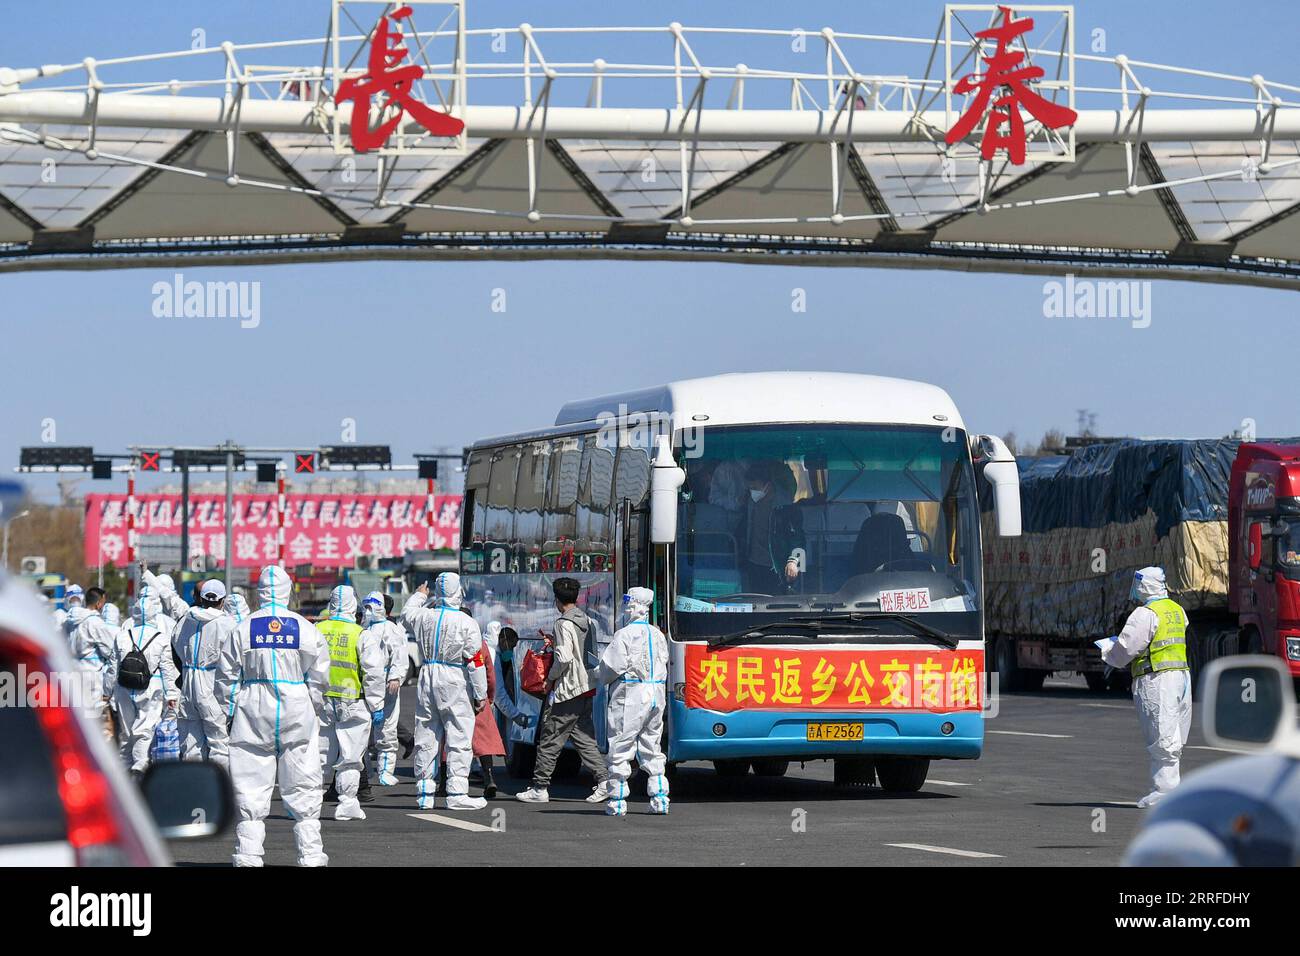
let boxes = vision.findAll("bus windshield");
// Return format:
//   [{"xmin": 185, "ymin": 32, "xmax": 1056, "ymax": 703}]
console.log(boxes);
[{"xmin": 674, "ymin": 423, "xmax": 982, "ymax": 635}]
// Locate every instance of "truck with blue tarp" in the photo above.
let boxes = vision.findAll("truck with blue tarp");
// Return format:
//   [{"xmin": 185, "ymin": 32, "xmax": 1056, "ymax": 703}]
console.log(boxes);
[{"xmin": 981, "ymin": 438, "xmax": 1259, "ymax": 693}]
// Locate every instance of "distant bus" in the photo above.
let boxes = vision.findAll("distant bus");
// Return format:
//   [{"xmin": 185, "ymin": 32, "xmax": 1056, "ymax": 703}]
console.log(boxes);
[
  {"xmin": 26, "ymin": 572, "xmax": 68, "ymax": 610},
  {"xmin": 459, "ymin": 372, "xmax": 1021, "ymax": 791}
]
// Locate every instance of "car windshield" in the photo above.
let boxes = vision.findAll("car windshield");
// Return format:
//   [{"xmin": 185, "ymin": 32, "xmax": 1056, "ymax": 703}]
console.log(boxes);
[{"xmin": 674, "ymin": 423, "xmax": 982, "ymax": 631}]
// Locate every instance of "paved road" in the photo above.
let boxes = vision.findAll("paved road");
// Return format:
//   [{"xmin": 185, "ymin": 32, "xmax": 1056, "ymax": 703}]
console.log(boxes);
[{"xmin": 171, "ymin": 676, "xmax": 1232, "ymax": 866}]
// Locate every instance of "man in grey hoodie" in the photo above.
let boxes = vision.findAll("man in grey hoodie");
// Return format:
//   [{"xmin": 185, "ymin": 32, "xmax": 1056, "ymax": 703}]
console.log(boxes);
[{"xmin": 515, "ymin": 577, "xmax": 610, "ymax": 804}]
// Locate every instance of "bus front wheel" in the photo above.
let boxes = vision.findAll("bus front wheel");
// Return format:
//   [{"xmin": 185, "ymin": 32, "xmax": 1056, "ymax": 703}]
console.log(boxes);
[
  {"xmin": 876, "ymin": 756, "xmax": 930, "ymax": 793},
  {"xmin": 713, "ymin": 759, "xmax": 751, "ymax": 778}
]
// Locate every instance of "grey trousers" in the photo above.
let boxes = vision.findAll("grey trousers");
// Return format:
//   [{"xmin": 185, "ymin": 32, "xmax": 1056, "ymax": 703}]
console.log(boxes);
[{"xmin": 532, "ymin": 694, "xmax": 608, "ymax": 788}]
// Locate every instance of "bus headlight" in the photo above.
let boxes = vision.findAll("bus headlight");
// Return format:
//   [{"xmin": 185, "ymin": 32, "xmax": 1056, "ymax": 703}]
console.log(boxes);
[{"xmin": 1287, "ymin": 637, "xmax": 1300, "ymax": 662}]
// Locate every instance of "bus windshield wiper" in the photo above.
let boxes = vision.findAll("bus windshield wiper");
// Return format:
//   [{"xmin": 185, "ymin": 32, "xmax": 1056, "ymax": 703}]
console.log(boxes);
[
  {"xmin": 708, "ymin": 620, "xmax": 827, "ymax": 650},
  {"xmin": 789, "ymin": 612, "xmax": 960, "ymax": 649}
]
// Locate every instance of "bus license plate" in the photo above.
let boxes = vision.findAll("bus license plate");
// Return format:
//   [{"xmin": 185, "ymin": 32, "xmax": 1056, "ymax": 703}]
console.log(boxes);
[{"xmin": 806, "ymin": 721, "xmax": 864, "ymax": 742}]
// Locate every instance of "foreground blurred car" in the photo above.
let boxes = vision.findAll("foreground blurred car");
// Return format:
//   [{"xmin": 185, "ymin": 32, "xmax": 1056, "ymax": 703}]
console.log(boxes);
[
  {"xmin": 1124, "ymin": 656, "xmax": 1300, "ymax": 866},
  {"xmin": 0, "ymin": 570, "xmax": 233, "ymax": 865}
]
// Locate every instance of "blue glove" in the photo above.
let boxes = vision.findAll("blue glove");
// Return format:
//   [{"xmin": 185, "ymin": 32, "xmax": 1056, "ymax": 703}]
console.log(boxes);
[{"xmin": 371, "ymin": 708, "xmax": 385, "ymax": 725}]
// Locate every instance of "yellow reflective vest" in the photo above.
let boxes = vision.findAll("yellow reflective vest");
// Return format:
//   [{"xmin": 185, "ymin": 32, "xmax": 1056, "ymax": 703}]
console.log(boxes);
[
  {"xmin": 319, "ymin": 617, "xmax": 364, "ymax": 699},
  {"xmin": 1131, "ymin": 597, "xmax": 1190, "ymax": 678}
]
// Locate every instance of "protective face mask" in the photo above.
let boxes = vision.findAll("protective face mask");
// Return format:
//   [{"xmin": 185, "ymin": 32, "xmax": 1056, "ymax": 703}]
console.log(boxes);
[{"xmin": 750, "ymin": 488, "xmax": 764, "ymax": 502}]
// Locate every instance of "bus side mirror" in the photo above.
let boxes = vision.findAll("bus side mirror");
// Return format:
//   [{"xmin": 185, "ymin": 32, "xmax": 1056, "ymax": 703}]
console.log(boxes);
[
  {"xmin": 1249, "ymin": 523, "xmax": 1262, "ymax": 572},
  {"xmin": 973, "ymin": 434, "xmax": 1021, "ymax": 538},
  {"xmin": 1201, "ymin": 656, "xmax": 1297, "ymax": 753},
  {"xmin": 650, "ymin": 435, "xmax": 686, "ymax": 544}
]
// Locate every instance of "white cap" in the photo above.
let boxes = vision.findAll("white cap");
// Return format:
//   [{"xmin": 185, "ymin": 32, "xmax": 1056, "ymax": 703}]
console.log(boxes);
[{"xmin": 200, "ymin": 579, "xmax": 227, "ymax": 601}]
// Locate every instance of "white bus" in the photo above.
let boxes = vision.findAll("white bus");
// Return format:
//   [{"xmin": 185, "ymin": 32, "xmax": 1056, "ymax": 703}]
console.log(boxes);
[{"xmin": 459, "ymin": 371, "xmax": 1021, "ymax": 791}]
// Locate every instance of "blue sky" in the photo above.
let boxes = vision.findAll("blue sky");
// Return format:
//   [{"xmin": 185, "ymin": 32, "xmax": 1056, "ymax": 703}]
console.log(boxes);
[{"xmin": 1, "ymin": 1, "xmax": 1297, "ymax": 502}]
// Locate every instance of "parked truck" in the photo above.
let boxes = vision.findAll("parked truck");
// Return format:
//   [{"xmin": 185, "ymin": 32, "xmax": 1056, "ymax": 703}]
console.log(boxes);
[
  {"xmin": 1227, "ymin": 443, "xmax": 1300, "ymax": 678},
  {"xmin": 982, "ymin": 438, "xmax": 1254, "ymax": 693}
]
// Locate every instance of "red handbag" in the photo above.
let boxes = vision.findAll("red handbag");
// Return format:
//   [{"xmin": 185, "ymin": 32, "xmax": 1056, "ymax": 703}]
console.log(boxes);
[{"xmin": 519, "ymin": 646, "xmax": 553, "ymax": 697}]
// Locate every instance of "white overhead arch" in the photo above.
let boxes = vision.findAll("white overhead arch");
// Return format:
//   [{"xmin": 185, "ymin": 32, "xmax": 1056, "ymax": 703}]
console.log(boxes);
[{"xmin": 0, "ymin": 11, "xmax": 1297, "ymax": 286}]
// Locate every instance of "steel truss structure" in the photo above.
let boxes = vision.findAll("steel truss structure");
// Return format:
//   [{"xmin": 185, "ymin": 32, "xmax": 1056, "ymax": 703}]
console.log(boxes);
[{"xmin": 0, "ymin": 11, "xmax": 1298, "ymax": 286}]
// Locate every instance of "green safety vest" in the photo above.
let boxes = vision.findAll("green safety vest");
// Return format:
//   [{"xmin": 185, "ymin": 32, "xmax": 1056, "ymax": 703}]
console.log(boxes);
[
  {"xmin": 319, "ymin": 618, "xmax": 363, "ymax": 699},
  {"xmin": 1131, "ymin": 597, "xmax": 1190, "ymax": 678}
]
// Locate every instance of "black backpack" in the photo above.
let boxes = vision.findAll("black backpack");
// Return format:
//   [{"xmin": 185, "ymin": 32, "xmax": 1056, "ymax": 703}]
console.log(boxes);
[{"xmin": 117, "ymin": 627, "xmax": 162, "ymax": 691}]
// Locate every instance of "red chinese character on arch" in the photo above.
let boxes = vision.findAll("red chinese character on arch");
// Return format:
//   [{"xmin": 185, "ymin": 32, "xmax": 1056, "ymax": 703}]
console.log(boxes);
[
  {"xmin": 944, "ymin": 6, "xmax": 1077, "ymax": 165},
  {"xmin": 334, "ymin": 5, "xmax": 465, "ymax": 153}
]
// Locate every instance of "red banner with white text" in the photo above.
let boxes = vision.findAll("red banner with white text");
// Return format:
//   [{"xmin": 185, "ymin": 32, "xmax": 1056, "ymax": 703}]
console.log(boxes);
[{"xmin": 84, "ymin": 493, "xmax": 462, "ymax": 569}]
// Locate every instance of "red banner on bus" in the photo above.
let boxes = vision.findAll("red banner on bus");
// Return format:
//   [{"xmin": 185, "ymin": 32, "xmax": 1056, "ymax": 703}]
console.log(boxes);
[{"xmin": 684, "ymin": 645, "xmax": 984, "ymax": 713}]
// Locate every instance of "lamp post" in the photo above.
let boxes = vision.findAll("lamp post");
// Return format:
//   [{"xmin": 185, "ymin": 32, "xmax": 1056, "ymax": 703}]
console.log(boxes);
[{"xmin": 2, "ymin": 508, "xmax": 32, "ymax": 571}]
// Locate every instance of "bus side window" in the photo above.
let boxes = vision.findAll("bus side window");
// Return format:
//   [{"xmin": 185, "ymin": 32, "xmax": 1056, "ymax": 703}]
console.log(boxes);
[
  {"xmin": 544, "ymin": 436, "xmax": 583, "ymax": 566},
  {"xmin": 579, "ymin": 440, "xmax": 616, "ymax": 564},
  {"xmin": 514, "ymin": 442, "xmax": 550, "ymax": 572}
]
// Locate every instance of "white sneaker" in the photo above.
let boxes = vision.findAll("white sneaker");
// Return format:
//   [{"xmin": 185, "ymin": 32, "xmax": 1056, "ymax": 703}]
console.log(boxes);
[
  {"xmin": 515, "ymin": 787, "xmax": 550, "ymax": 803},
  {"xmin": 446, "ymin": 794, "xmax": 488, "ymax": 811},
  {"xmin": 586, "ymin": 781, "xmax": 611, "ymax": 803}
]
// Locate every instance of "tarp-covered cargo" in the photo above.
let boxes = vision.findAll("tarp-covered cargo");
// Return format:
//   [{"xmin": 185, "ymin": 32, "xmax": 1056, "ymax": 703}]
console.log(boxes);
[{"xmin": 980, "ymin": 439, "xmax": 1241, "ymax": 641}]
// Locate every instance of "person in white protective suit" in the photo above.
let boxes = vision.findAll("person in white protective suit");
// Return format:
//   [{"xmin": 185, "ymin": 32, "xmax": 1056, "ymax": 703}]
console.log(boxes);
[
  {"xmin": 363, "ymin": 591, "xmax": 409, "ymax": 786},
  {"xmin": 1099, "ymin": 566, "xmax": 1193, "ymax": 809},
  {"xmin": 70, "ymin": 587, "xmax": 117, "ymax": 738},
  {"xmin": 403, "ymin": 573, "xmax": 489, "ymax": 811},
  {"xmin": 225, "ymin": 591, "xmax": 251, "ymax": 623},
  {"xmin": 591, "ymin": 588, "xmax": 670, "ymax": 816},
  {"xmin": 101, "ymin": 602, "xmax": 121, "ymax": 628},
  {"xmin": 150, "ymin": 572, "xmax": 187, "ymax": 622},
  {"xmin": 104, "ymin": 587, "xmax": 179, "ymax": 777},
  {"xmin": 60, "ymin": 584, "xmax": 91, "ymax": 647},
  {"xmin": 215, "ymin": 565, "xmax": 331, "ymax": 867},
  {"xmin": 489, "ymin": 624, "xmax": 532, "ymax": 731},
  {"xmin": 156, "ymin": 576, "xmax": 235, "ymax": 766},
  {"xmin": 315, "ymin": 585, "xmax": 386, "ymax": 821}
]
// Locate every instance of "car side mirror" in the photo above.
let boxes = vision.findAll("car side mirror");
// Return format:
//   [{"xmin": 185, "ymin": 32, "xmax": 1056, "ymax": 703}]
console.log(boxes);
[
  {"xmin": 1200, "ymin": 656, "xmax": 1297, "ymax": 752},
  {"xmin": 140, "ymin": 760, "xmax": 236, "ymax": 840}
]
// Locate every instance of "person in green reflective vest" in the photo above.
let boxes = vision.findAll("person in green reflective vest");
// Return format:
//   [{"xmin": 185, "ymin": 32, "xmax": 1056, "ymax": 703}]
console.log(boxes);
[
  {"xmin": 1099, "ymin": 566, "xmax": 1193, "ymax": 808},
  {"xmin": 316, "ymin": 585, "xmax": 386, "ymax": 822}
]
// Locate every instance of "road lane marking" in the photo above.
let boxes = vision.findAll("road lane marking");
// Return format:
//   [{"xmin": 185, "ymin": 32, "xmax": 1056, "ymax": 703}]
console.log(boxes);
[
  {"xmin": 987, "ymin": 730, "xmax": 1073, "ymax": 738},
  {"xmin": 885, "ymin": 843, "xmax": 1002, "ymax": 859},
  {"xmin": 927, "ymin": 779, "xmax": 972, "ymax": 787},
  {"xmin": 408, "ymin": 812, "xmax": 496, "ymax": 833}
]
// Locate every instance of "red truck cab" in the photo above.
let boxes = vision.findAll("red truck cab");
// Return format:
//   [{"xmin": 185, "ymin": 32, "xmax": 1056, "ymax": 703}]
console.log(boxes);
[{"xmin": 1228, "ymin": 444, "xmax": 1300, "ymax": 676}]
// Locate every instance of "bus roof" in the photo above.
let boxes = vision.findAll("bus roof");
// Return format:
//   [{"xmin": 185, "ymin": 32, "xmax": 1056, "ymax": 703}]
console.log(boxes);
[
  {"xmin": 554, "ymin": 371, "xmax": 965, "ymax": 431},
  {"xmin": 469, "ymin": 372, "xmax": 967, "ymax": 450}
]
